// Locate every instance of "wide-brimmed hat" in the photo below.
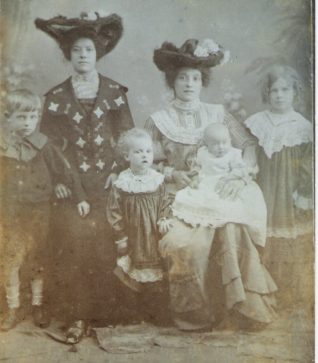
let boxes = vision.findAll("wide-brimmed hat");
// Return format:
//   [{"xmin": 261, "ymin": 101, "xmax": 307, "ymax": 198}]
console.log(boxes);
[
  {"xmin": 153, "ymin": 38, "xmax": 229, "ymax": 71},
  {"xmin": 35, "ymin": 11, "xmax": 123, "ymax": 60}
]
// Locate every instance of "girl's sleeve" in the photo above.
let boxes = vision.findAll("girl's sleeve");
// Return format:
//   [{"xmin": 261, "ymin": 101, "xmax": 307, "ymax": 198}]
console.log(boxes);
[
  {"xmin": 294, "ymin": 143, "xmax": 313, "ymax": 208},
  {"xmin": 106, "ymin": 186, "xmax": 127, "ymax": 242}
]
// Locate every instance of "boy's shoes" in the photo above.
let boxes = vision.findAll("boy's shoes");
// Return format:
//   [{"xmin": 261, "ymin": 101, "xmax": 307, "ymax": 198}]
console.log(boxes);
[
  {"xmin": 1, "ymin": 308, "xmax": 20, "ymax": 331},
  {"xmin": 32, "ymin": 305, "xmax": 51, "ymax": 328},
  {"xmin": 65, "ymin": 320, "xmax": 86, "ymax": 344}
]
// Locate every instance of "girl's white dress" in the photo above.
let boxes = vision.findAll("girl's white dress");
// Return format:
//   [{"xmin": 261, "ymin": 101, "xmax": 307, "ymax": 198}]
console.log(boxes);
[{"xmin": 172, "ymin": 146, "xmax": 267, "ymax": 247}]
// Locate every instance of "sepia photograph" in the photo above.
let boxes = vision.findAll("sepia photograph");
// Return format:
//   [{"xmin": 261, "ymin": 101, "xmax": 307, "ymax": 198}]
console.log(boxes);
[{"xmin": 0, "ymin": 0, "xmax": 314, "ymax": 362}]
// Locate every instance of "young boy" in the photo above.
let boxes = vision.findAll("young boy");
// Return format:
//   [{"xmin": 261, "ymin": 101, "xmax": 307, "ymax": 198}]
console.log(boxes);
[{"xmin": 0, "ymin": 89, "xmax": 89, "ymax": 331}]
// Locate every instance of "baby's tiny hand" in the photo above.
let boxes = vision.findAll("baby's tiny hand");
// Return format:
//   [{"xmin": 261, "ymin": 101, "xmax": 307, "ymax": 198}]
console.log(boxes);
[
  {"xmin": 77, "ymin": 200, "xmax": 90, "ymax": 217},
  {"xmin": 55, "ymin": 183, "xmax": 72, "ymax": 199}
]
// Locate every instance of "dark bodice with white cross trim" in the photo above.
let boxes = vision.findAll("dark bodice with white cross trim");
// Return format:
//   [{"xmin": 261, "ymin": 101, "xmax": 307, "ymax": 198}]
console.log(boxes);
[{"xmin": 41, "ymin": 74, "xmax": 134, "ymax": 200}]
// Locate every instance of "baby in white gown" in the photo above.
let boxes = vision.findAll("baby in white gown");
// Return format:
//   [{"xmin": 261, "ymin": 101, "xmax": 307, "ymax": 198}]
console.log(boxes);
[{"xmin": 172, "ymin": 123, "xmax": 267, "ymax": 246}]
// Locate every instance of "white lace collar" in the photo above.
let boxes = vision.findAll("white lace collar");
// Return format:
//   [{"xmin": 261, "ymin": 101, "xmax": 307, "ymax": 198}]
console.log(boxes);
[
  {"xmin": 245, "ymin": 110, "xmax": 312, "ymax": 158},
  {"xmin": 114, "ymin": 168, "xmax": 164, "ymax": 193},
  {"xmin": 150, "ymin": 103, "xmax": 224, "ymax": 145},
  {"xmin": 172, "ymin": 98, "xmax": 200, "ymax": 111}
]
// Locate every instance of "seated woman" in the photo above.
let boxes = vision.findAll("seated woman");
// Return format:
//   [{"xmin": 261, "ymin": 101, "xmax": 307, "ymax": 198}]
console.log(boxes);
[{"xmin": 145, "ymin": 38, "xmax": 277, "ymax": 331}]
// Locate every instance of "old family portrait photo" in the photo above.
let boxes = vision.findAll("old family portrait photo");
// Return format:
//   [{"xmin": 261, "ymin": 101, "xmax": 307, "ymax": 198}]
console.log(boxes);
[{"xmin": 0, "ymin": 0, "xmax": 314, "ymax": 362}]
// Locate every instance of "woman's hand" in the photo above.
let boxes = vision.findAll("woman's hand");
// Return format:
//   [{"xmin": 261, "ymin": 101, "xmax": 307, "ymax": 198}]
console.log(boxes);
[
  {"xmin": 215, "ymin": 178, "xmax": 245, "ymax": 200},
  {"xmin": 77, "ymin": 200, "xmax": 90, "ymax": 217},
  {"xmin": 172, "ymin": 170, "xmax": 195, "ymax": 188},
  {"xmin": 54, "ymin": 183, "xmax": 72, "ymax": 199},
  {"xmin": 105, "ymin": 173, "xmax": 118, "ymax": 189}
]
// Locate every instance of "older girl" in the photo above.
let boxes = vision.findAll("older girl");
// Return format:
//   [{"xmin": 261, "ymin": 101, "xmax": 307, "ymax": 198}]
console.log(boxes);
[
  {"xmin": 35, "ymin": 12, "xmax": 134, "ymax": 342},
  {"xmin": 245, "ymin": 65, "xmax": 313, "ymax": 305}
]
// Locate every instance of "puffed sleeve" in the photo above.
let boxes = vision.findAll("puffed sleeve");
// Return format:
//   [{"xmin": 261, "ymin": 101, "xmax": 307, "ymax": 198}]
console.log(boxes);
[
  {"xmin": 224, "ymin": 111, "xmax": 257, "ymax": 150},
  {"xmin": 40, "ymin": 93, "xmax": 69, "ymax": 150},
  {"xmin": 144, "ymin": 116, "xmax": 166, "ymax": 161},
  {"xmin": 106, "ymin": 185, "xmax": 128, "ymax": 242},
  {"xmin": 110, "ymin": 89, "xmax": 134, "ymax": 142},
  {"xmin": 224, "ymin": 111, "xmax": 258, "ymax": 169}
]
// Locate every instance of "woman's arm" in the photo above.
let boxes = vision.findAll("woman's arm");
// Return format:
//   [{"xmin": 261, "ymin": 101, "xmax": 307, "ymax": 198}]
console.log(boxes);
[
  {"xmin": 144, "ymin": 116, "xmax": 166, "ymax": 161},
  {"xmin": 224, "ymin": 111, "xmax": 258, "ymax": 168}
]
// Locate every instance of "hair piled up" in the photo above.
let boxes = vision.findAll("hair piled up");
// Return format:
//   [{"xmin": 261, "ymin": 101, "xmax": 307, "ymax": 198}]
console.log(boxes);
[
  {"xmin": 261, "ymin": 65, "xmax": 302, "ymax": 104},
  {"xmin": 164, "ymin": 66, "xmax": 211, "ymax": 89},
  {"xmin": 60, "ymin": 29, "xmax": 103, "ymax": 60},
  {"xmin": 117, "ymin": 128, "xmax": 153, "ymax": 156},
  {"xmin": 3, "ymin": 89, "xmax": 42, "ymax": 117}
]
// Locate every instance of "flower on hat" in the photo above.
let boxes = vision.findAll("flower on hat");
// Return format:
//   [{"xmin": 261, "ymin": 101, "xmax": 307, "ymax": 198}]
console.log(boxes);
[
  {"xmin": 220, "ymin": 50, "xmax": 231, "ymax": 65},
  {"xmin": 80, "ymin": 10, "xmax": 110, "ymax": 21},
  {"xmin": 194, "ymin": 38, "xmax": 220, "ymax": 57}
]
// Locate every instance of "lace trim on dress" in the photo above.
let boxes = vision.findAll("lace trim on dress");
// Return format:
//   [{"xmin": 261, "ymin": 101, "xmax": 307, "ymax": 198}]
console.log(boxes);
[
  {"xmin": 171, "ymin": 201, "xmax": 265, "ymax": 230},
  {"xmin": 114, "ymin": 168, "xmax": 164, "ymax": 193},
  {"xmin": 117, "ymin": 255, "xmax": 163, "ymax": 282},
  {"xmin": 245, "ymin": 110, "xmax": 312, "ymax": 158},
  {"xmin": 150, "ymin": 103, "xmax": 225, "ymax": 145},
  {"xmin": 267, "ymin": 222, "xmax": 313, "ymax": 239}
]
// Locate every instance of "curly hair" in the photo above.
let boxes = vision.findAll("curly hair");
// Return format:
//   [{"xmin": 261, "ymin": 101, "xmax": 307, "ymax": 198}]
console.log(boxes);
[
  {"xmin": 117, "ymin": 128, "xmax": 153, "ymax": 156},
  {"xmin": 261, "ymin": 65, "xmax": 302, "ymax": 105},
  {"xmin": 164, "ymin": 66, "xmax": 211, "ymax": 89}
]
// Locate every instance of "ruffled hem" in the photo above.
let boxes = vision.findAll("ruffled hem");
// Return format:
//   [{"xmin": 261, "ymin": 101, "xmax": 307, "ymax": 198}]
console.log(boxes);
[
  {"xmin": 233, "ymin": 291, "xmax": 277, "ymax": 324},
  {"xmin": 114, "ymin": 168, "xmax": 164, "ymax": 193},
  {"xmin": 117, "ymin": 256, "xmax": 163, "ymax": 283}
]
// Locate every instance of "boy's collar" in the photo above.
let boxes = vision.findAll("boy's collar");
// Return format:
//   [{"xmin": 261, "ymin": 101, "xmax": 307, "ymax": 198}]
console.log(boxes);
[
  {"xmin": 24, "ymin": 131, "xmax": 48, "ymax": 150},
  {"xmin": 0, "ymin": 130, "xmax": 47, "ymax": 150}
]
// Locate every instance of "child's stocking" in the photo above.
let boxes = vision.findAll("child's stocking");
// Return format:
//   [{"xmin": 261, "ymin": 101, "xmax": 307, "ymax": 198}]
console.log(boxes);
[
  {"xmin": 31, "ymin": 278, "xmax": 43, "ymax": 306},
  {"xmin": 31, "ymin": 278, "xmax": 50, "ymax": 328},
  {"xmin": 5, "ymin": 266, "xmax": 20, "ymax": 309}
]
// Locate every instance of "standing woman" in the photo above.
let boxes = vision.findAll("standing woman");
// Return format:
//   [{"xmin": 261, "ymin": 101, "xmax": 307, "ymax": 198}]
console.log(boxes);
[
  {"xmin": 145, "ymin": 39, "xmax": 277, "ymax": 331},
  {"xmin": 35, "ymin": 12, "xmax": 134, "ymax": 342}
]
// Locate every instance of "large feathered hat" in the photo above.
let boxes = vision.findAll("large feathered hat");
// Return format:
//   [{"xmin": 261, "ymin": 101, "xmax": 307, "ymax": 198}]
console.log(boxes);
[
  {"xmin": 153, "ymin": 38, "xmax": 229, "ymax": 71},
  {"xmin": 34, "ymin": 11, "xmax": 123, "ymax": 60}
]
